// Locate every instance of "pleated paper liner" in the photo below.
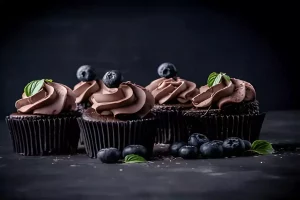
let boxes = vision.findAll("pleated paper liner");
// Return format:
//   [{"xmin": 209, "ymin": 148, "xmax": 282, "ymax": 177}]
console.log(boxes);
[
  {"xmin": 77, "ymin": 117, "xmax": 157, "ymax": 159},
  {"xmin": 184, "ymin": 112, "xmax": 266, "ymax": 142},
  {"xmin": 5, "ymin": 115, "xmax": 80, "ymax": 156},
  {"xmin": 153, "ymin": 110, "xmax": 189, "ymax": 144}
]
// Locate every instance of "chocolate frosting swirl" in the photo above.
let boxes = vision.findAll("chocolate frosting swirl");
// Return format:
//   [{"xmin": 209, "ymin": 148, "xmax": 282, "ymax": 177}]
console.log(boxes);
[
  {"xmin": 15, "ymin": 82, "xmax": 76, "ymax": 115},
  {"xmin": 90, "ymin": 81, "xmax": 154, "ymax": 118},
  {"xmin": 192, "ymin": 78, "xmax": 256, "ymax": 109},
  {"xmin": 146, "ymin": 77, "xmax": 199, "ymax": 105},
  {"xmin": 73, "ymin": 80, "xmax": 100, "ymax": 104}
]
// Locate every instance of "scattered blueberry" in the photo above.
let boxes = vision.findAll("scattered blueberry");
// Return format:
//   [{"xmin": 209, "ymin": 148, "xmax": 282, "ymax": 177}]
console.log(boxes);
[
  {"xmin": 200, "ymin": 141, "xmax": 223, "ymax": 158},
  {"xmin": 102, "ymin": 70, "xmax": 124, "ymax": 88},
  {"xmin": 178, "ymin": 145, "xmax": 198, "ymax": 159},
  {"xmin": 157, "ymin": 62, "xmax": 177, "ymax": 78},
  {"xmin": 76, "ymin": 65, "xmax": 97, "ymax": 81},
  {"xmin": 122, "ymin": 145, "xmax": 147, "ymax": 158},
  {"xmin": 222, "ymin": 137, "xmax": 245, "ymax": 157},
  {"xmin": 170, "ymin": 142, "xmax": 187, "ymax": 157},
  {"xmin": 97, "ymin": 148, "xmax": 121, "ymax": 163},
  {"xmin": 188, "ymin": 133, "xmax": 209, "ymax": 148},
  {"xmin": 243, "ymin": 140, "xmax": 252, "ymax": 151}
]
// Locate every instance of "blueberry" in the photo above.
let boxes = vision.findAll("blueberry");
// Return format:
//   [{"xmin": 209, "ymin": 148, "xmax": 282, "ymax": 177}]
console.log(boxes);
[
  {"xmin": 76, "ymin": 65, "xmax": 97, "ymax": 81},
  {"xmin": 170, "ymin": 142, "xmax": 186, "ymax": 157},
  {"xmin": 102, "ymin": 70, "xmax": 124, "ymax": 88},
  {"xmin": 243, "ymin": 140, "xmax": 252, "ymax": 151},
  {"xmin": 222, "ymin": 137, "xmax": 245, "ymax": 157},
  {"xmin": 122, "ymin": 145, "xmax": 147, "ymax": 158},
  {"xmin": 200, "ymin": 141, "xmax": 223, "ymax": 158},
  {"xmin": 157, "ymin": 62, "xmax": 177, "ymax": 78},
  {"xmin": 178, "ymin": 145, "xmax": 198, "ymax": 159},
  {"xmin": 188, "ymin": 133, "xmax": 209, "ymax": 148},
  {"xmin": 97, "ymin": 148, "xmax": 121, "ymax": 163}
]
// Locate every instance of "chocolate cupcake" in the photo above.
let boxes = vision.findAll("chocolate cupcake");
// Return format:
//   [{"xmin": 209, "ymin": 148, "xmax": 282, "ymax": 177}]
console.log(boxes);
[
  {"xmin": 5, "ymin": 79, "xmax": 80, "ymax": 156},
  {"xmin": 184, "ymin": 72, "xmax": 265, "ymax": 142},
  {"xmin": 77, "ymin": 70, "xmax": 157, "ymax": 158},
  {"xmin": 145, "ymin": 62, "xmax": 200, "ymax": 144}
]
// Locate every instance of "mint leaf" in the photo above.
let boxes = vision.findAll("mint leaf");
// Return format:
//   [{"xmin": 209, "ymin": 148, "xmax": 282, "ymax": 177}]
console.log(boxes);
[
  {"xmin": 207, "ymin": 72, "xmax": 218, "ymax": 87},
  {"xmin": 213, "ymin": 73, "xmax": 222, "ymax": 86},
  {"xmin": 124, "ymin": 154, "xmax": 146, "ymax": 163},
  {"xmin": 250, "ymin": 140, "xmax": 274, "ymax": 155},
  {"xmin": 221, "ymin": 73, "xmax": 230, "ymax": 82},
  {"xmin": 207, "ymin": 72, "xmax": 231, "ymax": 87},
  {"xmin": 24, "ymin": 79, "xmax": 50, "ymax": 97},
  {"xmin": 24, "ymin": 81, "xmax": 33, "ymax": 97}
]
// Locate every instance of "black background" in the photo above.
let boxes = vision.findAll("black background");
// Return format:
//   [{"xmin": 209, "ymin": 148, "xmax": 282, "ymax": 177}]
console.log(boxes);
[{"xmin": 0, "ymin": 0, "xmax": 298, "ymax": 117}]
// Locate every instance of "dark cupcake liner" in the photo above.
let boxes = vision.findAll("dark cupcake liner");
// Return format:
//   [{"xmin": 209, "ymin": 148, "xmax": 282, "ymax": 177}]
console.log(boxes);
[
  {"xmin": 5, "ymin": 116, "xmax": 80, "ymax": 156},
  {"xmin": 185, "ymin": 113, "xmax": 266, "ymax": 142},
  {"xmin": 77, "ymin": 117, "xmax": 157, "ymax": 159},
  {"xmin": 152, "ymin": 110, "xmax": 189, "ymax": 144}
]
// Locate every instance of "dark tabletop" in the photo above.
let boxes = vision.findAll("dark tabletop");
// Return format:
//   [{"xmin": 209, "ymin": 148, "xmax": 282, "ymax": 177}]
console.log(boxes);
[{"xmin": 1, "ymin": 111, "xmax": 300, "ymax": 200}]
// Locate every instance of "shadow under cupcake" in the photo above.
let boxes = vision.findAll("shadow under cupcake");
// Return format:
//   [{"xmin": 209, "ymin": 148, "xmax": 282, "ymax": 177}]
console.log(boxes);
[
  {"xmin": 77, "ymin": 70, "xmax": 157, "ymax": 159},
  {"xmin": 184, "ymin": 72, "xmax": 266, "ymax": 142},
  {"xmin": 6, "ymin": 79, "xmax": 80, "ymax": 156}
]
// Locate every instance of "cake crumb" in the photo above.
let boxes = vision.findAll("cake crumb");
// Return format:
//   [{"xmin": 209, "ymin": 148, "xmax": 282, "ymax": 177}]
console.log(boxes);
[
  {"xmin": 175, "ymin": 162, "xmax": 180, "ymax": 165},
  {"xmin": 70, "ymin": 164, "xmax": 78, "ymax": 167},
  {"xmin": 260, "ymin": 161, "xmax": 263, "ymax": 164},
  {"xmin": 157, "ymin": 165, "xmax": 160, "ymax": 168},
  {"xmin": 119, "ymin": 169, "xmax": 123, "ymax": 172}
]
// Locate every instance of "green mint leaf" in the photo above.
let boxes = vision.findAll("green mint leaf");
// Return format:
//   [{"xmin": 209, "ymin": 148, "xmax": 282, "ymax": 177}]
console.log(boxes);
[
  {"xmin": 250, "ymin": 140, "xmax": 274, "ymax": 155},
  {"xmin": 213, "ymin": 73, "xmax": 222, "ymax": 86},
  {"xmin": 223, "ymin": 74, "xmax": 230, "ymax": 81},
  {"xmin": 24, "ymin": 81, "xmax": 33, "ymax": 97},
  {"xmin": 24, "ymin": 79, "xmax": 46, "ymax": 97},
  {"xmin": 207, "ymin": 72, "xmax": 218, "ymax": 87},
  {"xmin": 207, "ymin": 72, "xmax": 231, "ymax": 87},
  {"xmin": 124, "ymin": 154, "xmax": 146, "ymax": 163}
]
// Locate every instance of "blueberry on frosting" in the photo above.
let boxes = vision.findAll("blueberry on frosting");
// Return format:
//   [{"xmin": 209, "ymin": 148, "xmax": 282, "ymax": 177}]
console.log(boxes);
[
  {"xmin": 76, "ymin": 65, "xmax": 97, "ymax": 81},
  {"xmin": 157, "ymin": 62, "xmax": 177, "ymax": 79},
  {"xmin": 102, "ymin": 70, "xmax": 124, "ymax": 88}
]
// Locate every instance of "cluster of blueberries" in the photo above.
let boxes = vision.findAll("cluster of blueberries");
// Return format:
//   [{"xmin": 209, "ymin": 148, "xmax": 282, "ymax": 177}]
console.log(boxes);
[
  {"xmin": 170, "ymin": 133, "xmax": 251, "ymax": 159},
  {"xmin": 97, "ymin": 145, "xmax": 148, "ymax": 164},
  {"xmin": 97, "ymin": 133, "xmax": 252, "ymax": 163}
]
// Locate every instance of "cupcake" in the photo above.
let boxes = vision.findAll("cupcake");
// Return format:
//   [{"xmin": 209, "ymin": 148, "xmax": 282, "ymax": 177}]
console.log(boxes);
[
  {"xmin": 184, "ymin": 72, "xmax": 265, "ymax": 142},
  {"xmin": 5, "ymin": 79, "xmax": 80, "ymax": 156},
  {"xmin": 77, "ymin": 70, "xmax": 157, "ymax": 158},
  {"xmin": 145, "ymin": 62, "xmax": 200, "ymax": 144}
]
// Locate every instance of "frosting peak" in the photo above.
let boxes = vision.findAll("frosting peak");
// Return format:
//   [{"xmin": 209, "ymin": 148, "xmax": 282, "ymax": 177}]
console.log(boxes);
[
  {"xmin": 15, "ymin": 82, "xmax": 76, "ymax": 115},
  {"xmin": 192, "ymin": 78, "xmax": 256, "ymax": 109},
  {"xmin": 146, "ymin": 77, "xmax": 199, "ymax": 105},
  {"xmin": 73, "ymin": 80, "xmax": 100, "ymax": 103},
  {"xmin": 90, "ymin": 81, "xmax": 154, "ymax": 118}
]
